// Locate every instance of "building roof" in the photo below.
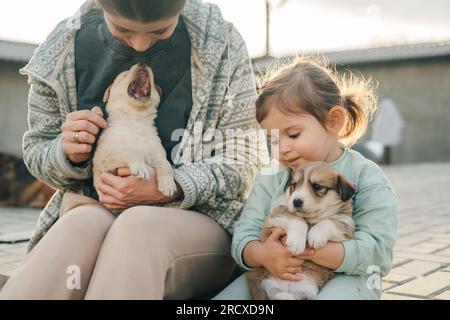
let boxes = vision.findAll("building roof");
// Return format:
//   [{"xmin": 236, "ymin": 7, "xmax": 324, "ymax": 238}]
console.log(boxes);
[
  {"xmin": 252, "ymin": 41, "xmax": 450, "ymax": 71},
  {"xmin": 1, "ymin": 38, "xmax": 449, "ymax": 66},
  {"xmin": 0, "ymin": 39, "xmax": 38, "ymax": 63}
]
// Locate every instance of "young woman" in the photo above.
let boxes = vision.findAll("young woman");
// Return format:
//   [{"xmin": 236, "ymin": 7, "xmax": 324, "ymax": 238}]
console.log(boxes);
[{"xmin": 0, "ymin": 0, "xmax": 266, "ymax": 299}]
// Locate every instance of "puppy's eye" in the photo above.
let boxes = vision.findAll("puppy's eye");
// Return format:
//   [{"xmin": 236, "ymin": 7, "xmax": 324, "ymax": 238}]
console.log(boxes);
[{"xmin": 312, "ymin": 183, "xmax": 323, "ymax": 191}]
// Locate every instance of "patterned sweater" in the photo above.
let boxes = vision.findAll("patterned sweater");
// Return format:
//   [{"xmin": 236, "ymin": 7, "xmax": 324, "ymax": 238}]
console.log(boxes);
[{"xmin": 21, "ymin": 0, "xmax": 268, "ymax": 252}]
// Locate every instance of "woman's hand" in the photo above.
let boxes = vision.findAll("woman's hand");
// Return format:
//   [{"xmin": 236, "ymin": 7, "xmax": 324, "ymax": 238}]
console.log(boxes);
[
  {"xmin": 97, "ymin": 167, "xmax": 182, "ymax": 211},
  {"xmin": 61, "ymin": 106, "xmax": 107, "ymax": 164}
]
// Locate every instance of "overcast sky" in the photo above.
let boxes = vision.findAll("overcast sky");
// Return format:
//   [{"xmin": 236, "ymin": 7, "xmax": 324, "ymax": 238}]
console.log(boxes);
[{"xmin": 1, "ymin": 0, "xmax": 449, "ymax": 57}]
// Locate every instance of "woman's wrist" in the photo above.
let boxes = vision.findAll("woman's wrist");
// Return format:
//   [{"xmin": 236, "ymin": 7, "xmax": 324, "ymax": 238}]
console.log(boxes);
[
  {"xmin": 67, "ymin": 155, "xmax": 90, "ymax": 168},
  {"xmin": 150, "ymin": 181, "xmax": 183, "ymax": 205}
]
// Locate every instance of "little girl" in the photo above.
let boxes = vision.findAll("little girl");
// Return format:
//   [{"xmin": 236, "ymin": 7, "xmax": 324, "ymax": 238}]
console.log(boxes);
[{"xmin": 214, "ymin": 57, "xmax": 397, "ymax": 300}]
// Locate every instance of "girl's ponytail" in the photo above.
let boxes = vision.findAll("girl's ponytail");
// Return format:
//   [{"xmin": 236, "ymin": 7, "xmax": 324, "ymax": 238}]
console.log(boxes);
[
  {"xmin": 255, "ymin": 56, "xmax": 378, "ymax": 147},
  {"xmin": 338, "ymin": 74, "xmax": 378, "ymax": 146}
]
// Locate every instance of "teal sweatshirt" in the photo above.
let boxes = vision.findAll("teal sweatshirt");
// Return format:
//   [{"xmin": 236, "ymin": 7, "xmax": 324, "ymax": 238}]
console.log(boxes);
[{"xmin": 231, "ymin": 148, "xmax": 398, "ymax": 277}]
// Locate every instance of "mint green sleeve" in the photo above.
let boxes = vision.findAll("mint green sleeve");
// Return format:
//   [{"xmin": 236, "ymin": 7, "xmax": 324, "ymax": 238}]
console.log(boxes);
[
  {"xmin": 335, "ymin": 183, "xmax": 398, "ymax": 277},
  {"xmin": 231, "ymin": 174, "xmax": 274, "ymax": 271}
]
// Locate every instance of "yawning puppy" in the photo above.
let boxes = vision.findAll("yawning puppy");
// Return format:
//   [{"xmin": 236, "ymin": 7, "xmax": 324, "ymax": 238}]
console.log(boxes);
[
  {"xmin": 93, "ymin": 63, "xmax": 177, "ymax": 213},
  {"xmin": 247, "ymin": 161, "xmax": 356, "ymax": 300}
]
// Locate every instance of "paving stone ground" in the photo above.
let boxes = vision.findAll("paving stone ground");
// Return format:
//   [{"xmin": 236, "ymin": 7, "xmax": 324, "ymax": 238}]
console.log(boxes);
[
  {"xmin": 380, "ymin": 163, "xmax": 450, "ymax": 300},
  {"xmin": 0, "ymin": 162, "xmax": 450, "ymax": 299}
]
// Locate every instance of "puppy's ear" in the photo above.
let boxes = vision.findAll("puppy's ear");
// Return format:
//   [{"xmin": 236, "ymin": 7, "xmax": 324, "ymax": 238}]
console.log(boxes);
[
  {"xmin": 284, "ymin": 168, "xmax": 303, "ymax": 193},
  {"xmin": 103, "ymin": 85, "xmax": 112, "ymax": 103},
  {"xmin": 284, "ymin": 172, "xmax": 293, "ymax": 193},
  {"xmin": 292, "ymin": 168, "xmax": 303, "ymax": 184},
  {"xmin": 337, "ymin": 175, "xmax": 356, "ymax": 202},
  {"xmin": 155, "ymin": 85, "xmax": 163, "ymax": 98}
]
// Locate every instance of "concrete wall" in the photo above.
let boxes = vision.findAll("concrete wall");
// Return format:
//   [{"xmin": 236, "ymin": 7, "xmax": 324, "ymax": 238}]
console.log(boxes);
[
  {"xmin": 0, "ymin": 61, "xmax": 29, "ymax": 158},
  {"xmin": 1, "ymin": 58, "xmax": 449, "ymax": 164},
  {"xmin": 349, "ymin": 58, "xmax": 450, "ymax": 164}
]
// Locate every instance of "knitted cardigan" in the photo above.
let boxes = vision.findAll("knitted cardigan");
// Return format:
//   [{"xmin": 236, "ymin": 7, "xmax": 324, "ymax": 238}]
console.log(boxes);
[{"xmin": 21, "ymin": 0, "xmax": 268, "ymax": 252}]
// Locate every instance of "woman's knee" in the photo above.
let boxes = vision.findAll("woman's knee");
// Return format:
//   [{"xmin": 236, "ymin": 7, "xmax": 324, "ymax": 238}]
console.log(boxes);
[
  {"xmin": 105, "ymin": 206, "xmax": 168, "ymax": 242},
  {"xmin": 59, "ymin": 205, "xmax": 115, "ymax": 234},
  {"xmin": 108, "ymin": 206, "xmax": 231, "ymax": 254}
]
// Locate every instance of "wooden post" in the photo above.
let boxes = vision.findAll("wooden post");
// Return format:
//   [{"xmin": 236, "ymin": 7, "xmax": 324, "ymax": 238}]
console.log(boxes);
[
  {"xmin": 266, "ymin": 0, "xmax": 270, "ymax": 57},
  {"xmin": 383, "ymin": 146, "xmax": 392, "ymax": 165}
]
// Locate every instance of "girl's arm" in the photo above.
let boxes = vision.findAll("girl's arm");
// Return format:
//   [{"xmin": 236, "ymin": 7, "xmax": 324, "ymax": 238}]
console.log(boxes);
[
  {"xmin": 242, "ymin": 240, "xmax": 265, "ymax": 268},
  {"xmin": 306, "ymin": 183, "xmax": 397, "ymax": 277},
  {"xmin": 304, "ymin": 242, "xmax": 345, "ymax": 270},
  {"xmin": 243, "ymin": 230, "xmax": 304, "ymax": 282},
  {"xmin": 231, "ymin": 174, "xmax": 272, "ymax": 271}
]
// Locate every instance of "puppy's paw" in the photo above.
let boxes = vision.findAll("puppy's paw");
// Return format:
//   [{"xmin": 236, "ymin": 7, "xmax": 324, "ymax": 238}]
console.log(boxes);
[
  {"xmin": 157, "ymin": 176, "xmax": 177, "ymax": 197},
  {"xmin": 130, "ymin": 163, "xmax": 151, "ymax": 181},
  {"xmin": 286, "ymin": 233, "xmax": 306, "ymax": 255},
  {"xmin": 307, "ymin": 227, "xmax": 329, "ymax": 249}
]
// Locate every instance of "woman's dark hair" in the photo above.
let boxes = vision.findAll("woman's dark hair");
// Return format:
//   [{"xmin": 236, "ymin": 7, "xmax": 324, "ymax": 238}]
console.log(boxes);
[
  {"xmin": 255, "ymin": 56, "xmax": 378, "ymax": 146},
  {"xmin": 96, "ymin": 0, "xmax": 186, "ymax": 22}
]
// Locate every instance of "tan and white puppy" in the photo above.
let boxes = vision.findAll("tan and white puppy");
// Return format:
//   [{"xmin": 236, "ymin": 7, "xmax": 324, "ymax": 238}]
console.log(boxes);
[
  {"xmin": 247, "ymin": 161, "xmax": 356, "ymax": 300},
  {"xmin": 93, "ymin": 63, "xmax": 177, "ymax": 210}
]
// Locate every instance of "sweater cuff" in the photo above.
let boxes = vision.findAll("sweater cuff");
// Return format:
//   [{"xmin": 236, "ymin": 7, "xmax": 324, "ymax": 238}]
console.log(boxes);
[
  {"xmin": 173, "ymin": 168, "xmax": 198, "ymax": 209},
  {"xmin": 54, "ymin": 135, "xmax": 91, "ymax": 180},
  {"xmin": 233, "ymin": 235, "xmax": 260, "ymax": 271},
  {"xmin": 334, "ymin": 240, "xmax": 358, "ymax": 274}
]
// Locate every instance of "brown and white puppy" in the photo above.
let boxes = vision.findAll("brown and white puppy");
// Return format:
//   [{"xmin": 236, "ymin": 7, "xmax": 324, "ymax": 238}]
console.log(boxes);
[
  {"xmin": 247, "ymin": 161, "xmax": 356, "ymax": 300},
  {"xmin": 93, "ymin": 63, "xmax": 177, "ymax": 213}
]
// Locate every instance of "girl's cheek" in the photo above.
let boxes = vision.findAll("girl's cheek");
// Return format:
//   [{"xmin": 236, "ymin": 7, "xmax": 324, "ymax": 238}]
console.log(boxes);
[{"xmin": 291, "ymin": 140, "xmax": 303, "ymax": 154}]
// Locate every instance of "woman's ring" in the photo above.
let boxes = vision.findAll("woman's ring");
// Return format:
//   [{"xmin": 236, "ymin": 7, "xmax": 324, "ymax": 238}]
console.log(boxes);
[{"xmin": 74, "ymin": 131, "xmax": 81, "ymax": 144}]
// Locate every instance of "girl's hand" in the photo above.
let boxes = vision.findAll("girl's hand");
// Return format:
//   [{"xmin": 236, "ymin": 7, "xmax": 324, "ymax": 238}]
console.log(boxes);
[
  {"xmin": 61, "ymin": 106, "xmax": 107, "ymax": 164},
  {"xmin": 97, "ymin": 167, "xmax": 182, "ymax": 211},
  {"xmin": 259, "ymin": 228, "xmax": 306, "ymax": 281}
]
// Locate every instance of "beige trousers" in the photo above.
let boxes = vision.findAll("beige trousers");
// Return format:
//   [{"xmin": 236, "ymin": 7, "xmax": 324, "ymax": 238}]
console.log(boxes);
[{"xmin": 0, "ymin": 197, "xmax": 236, "ymax": 299}]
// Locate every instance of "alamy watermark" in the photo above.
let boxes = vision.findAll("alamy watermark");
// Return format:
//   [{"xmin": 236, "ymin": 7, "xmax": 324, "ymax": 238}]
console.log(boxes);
[
  {"xmin": 168, "ymin": 121, "xmax": 281, "ymax": 175},
  {"xmin": 66, "ymin": 265, "xmax": 81, "ymax": 290},
  {"xmin": 366, "ymin": 265, "xmax": 382, "ymax": 290}
]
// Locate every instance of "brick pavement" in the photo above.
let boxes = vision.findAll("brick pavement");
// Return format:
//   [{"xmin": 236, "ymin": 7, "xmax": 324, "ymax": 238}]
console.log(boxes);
[
  {"xmin": 0, "ymin": 162, "xmax": 449, "ymax": 299},
  {"xmin": 380, "ymin": 163, "xmax": 450, "ymax": 300}
]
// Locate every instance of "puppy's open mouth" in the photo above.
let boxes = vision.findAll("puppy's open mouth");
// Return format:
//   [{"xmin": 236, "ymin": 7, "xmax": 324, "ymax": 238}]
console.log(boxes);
[{"xmin": 128, "ymin": 68, "xmax": 151, "ymax": 99}]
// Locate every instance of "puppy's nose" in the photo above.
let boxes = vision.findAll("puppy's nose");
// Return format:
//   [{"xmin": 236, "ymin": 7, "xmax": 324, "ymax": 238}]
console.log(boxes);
[
  {"xmin": 137, "ymin": 62, "xmax": 147, "ymax": 70},
  {"xmin": 293, "ymin": 198, "xmax": 303, "ymax": 209}
]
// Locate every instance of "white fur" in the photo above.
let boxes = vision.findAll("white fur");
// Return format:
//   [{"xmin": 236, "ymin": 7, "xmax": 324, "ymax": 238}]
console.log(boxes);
[
  {"xmin": 266, "ymin": 215, "xmax": 308, "ymax": 255},
  {"xmin": 262, "ymin": 274, "xmax": 319, "ymax": 300},
  {"xmin": 307, "ymin": 219, "xmax": 344, "ymax": 249}
]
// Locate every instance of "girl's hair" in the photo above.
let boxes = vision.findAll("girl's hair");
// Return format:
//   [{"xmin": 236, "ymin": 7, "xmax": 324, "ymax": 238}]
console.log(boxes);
[
  {"xmin": 255, "ymin": 56, "xmax": 378, "ymax": 146},
  {"xmin": 96, "ymin": 0, "xmax": 186, "ymax": 22}
]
